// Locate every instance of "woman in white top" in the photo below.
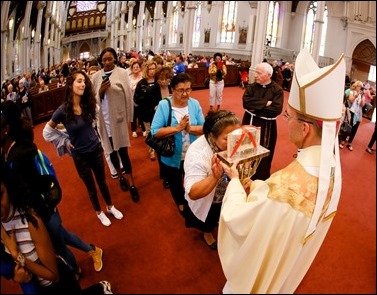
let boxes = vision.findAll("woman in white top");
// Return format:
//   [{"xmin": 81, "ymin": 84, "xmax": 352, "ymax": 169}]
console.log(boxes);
[
  {"xmin": 129, "ymin": 60, "xmax": 146, "ymax": 137},
  {"xmin": 339, "ymin": 80, "xmax": 365, "ymax": 151},
  {"xmin": 6, "ymin": 84, "xmax": 17, "ymax": 102},
  {"xmin": 184, "ymin": 110, "xmax": 240, "ymax": 249}
]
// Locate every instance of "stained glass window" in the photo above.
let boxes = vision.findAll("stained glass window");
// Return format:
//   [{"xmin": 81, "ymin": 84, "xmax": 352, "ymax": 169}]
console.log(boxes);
[
  {"xmin": 76, "ymin": 1, "xmax": 97, "ymax": 12},
  {"xmin": 266, "ymin": 1, "xmax": 279, "ymax": 47},
  {"xmin": 303, "ymin": 1, "xmax": 328, "ymax": 55},
  {"xmin": 193, "ymin": 2, "xmax": 202, "ymax": 44},
  {"xmin": 220, "ymin": 1, "xmax": 238, "ymax": 43}
]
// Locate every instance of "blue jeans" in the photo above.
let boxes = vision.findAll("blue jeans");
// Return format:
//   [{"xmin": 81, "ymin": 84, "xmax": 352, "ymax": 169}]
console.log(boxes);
[{"xmin": 47, "ymin": 209, "xmax": 93, "ymax": 271}]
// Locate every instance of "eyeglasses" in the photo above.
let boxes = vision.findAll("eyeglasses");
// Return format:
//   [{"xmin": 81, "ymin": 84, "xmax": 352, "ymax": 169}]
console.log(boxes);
[
  {"xmin": 174, "ymin": 88, "xmax": 192, "ymax": 95},
  {"xmin": 283, "ymin": 110, "xmax": 313, "ymax": 124}
]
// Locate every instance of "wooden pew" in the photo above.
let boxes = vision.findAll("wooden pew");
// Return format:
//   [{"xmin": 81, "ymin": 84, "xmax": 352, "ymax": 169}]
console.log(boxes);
[
  {"xmin": 186, "ymin": 64, "xmax": 242, "ymax": 89},
  {"xmin": 31, "ymin": 86, "xmax": 65, "ymax": 123}
]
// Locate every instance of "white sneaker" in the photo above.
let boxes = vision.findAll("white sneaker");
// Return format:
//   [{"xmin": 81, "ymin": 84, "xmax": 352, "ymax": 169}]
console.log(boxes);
[
  {"xmin": 142, "ymin": 131, "xmax": 147, "ymax": 137},
  {"xmin": 132, "ymin": 132, "xmax": 137, "ymax": 138},
  {"xmin": 99, "ymin": 281, "xmax": 113, "ymax": 294},
  {"xmin": 107, "ymin": 206, "xmax": 124, "ymax": 220},
  {"xmin": 97, "ymin": 212, "xmax": 111, "ymax": 226}
]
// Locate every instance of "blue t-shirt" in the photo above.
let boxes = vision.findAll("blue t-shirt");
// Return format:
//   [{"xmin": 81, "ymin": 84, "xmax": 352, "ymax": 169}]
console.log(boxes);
[
  {"xmin": 173, "ymin": 62, "xmax": 186, "ymax": 76},
  {"xmin": 51, "ymin": 105, "xmax": 99, "ymax": 154}
]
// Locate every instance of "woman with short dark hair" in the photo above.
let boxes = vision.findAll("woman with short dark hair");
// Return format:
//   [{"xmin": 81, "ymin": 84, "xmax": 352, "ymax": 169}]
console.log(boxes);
[{"xmin": 151, "ymin": 72, "xmax": 205, "ymax": 216}]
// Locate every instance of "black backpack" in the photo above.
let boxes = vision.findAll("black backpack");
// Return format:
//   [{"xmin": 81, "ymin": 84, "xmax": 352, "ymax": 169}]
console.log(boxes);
[
  {"xmin": 33, "ymin": 149, "xmax": 62, "ymax": 221},
  {"xmin": 9, "ymin": 149, "xmax": 62, "ymax": 222}
]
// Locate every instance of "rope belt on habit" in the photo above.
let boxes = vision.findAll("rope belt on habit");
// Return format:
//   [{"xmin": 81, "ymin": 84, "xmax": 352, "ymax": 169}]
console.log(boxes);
[{"xmin": 245, "ymin": 109, "xmax": 277, "ymax": 125}]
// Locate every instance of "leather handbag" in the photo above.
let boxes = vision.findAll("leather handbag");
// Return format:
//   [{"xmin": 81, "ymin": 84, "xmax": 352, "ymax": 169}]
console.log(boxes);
[
  {"xmin": 340, "ymin": 120, "xmax": 352, "ymax": 135},
  {"xmin": 145, "ymin": 99, "xmax": 175, "ymax": 157}
]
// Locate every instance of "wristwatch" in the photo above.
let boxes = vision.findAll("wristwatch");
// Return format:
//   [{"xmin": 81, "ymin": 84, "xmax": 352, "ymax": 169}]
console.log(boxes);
[{"xmin": 16, "ymin": 252, "xmax": 26, "ymax": 267}]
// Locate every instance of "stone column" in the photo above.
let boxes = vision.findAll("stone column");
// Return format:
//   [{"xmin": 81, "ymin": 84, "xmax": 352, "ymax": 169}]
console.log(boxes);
[
  {"xmin": 249, "ymin": 1, "xmax": 269, "ymax": 83},
  {"xmin": 54, "ymin": 27, "xmax": 61, "ymax": 64},
  {"xmin": 126, "ymin": 2, "xmax": 136, "ymax": 50},
  {"xmin": 110, "ymin": 3, "xmax": 116, "ymax": 49},
  {"xmin": 34, "ymin": 1, "xmax": 46, "ymax": 71},
  {"xmin": 119, "ymin": 2, "xmax": 127, "ymax": 51},
  {"xmin": 183, "ymin": 2, "xmax": 196, "ymax": 55},
  {"xmin": 1, "ymin": 1, "xmax": 11, "ymax": 81},
  {"xmin": 21, "ymin": 1, "xmax": 32, "ymax": 73},
  {"xmin": 311, "ymin": 1, "xmax": 325, "ymax": 63},
  {"xmin": 152, "ymin": 2, "xmax": 163, "ymax": 54},
  {"xmin": 367, "ymin": 1, "xmax": 373, "ymax": 22},
  {"xmin": 136, "ymin": 1, "xmax": 145, "ymax": 52},
  {"xmin": 49, "ymin": 15, "xmax": 56, "ymax": 66},
  {"xmin": 114, "ymin": 16, "xmax": 120, "ymax": 50},
  {"xmin": 1, "ymin": 29, "xmax": 8, "ymax": 81},
  {"xmin": 43, "ymin": 6, "xmax": 52, "ymax": 69}
]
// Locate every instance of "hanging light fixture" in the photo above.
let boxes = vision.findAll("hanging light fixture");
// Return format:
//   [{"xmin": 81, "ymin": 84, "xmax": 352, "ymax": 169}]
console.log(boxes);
[
  {"xmin": 8, "ymin": 18, "xmax": 14, "ymax": 30},
  {"xmin": 207, "ymin": 2, "xmax": 212, "ymax": 14}
]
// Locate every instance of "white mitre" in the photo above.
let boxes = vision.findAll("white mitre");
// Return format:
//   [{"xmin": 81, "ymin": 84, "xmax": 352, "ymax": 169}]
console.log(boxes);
[{"xmin": 288, "ymin": 48, "xmax": 345, "ymax": 242}]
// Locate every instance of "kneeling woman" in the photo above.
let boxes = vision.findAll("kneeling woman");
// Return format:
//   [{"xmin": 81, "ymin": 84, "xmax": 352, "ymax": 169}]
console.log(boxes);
[{"xmin": 183, "ymin": 110, "xmax": 241, "ymax": 249}]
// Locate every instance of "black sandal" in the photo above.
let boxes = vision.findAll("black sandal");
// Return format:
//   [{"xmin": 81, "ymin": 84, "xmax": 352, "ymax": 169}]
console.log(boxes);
[{"xmin": 202, "ymin": 236, "xmax": 217, "ymax": 250}]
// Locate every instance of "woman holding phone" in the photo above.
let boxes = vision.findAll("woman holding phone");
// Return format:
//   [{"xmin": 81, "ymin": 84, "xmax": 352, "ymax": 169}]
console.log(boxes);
[{"xmin": 91, "ymin": 47, "xmax": 140, "ymax": 203}]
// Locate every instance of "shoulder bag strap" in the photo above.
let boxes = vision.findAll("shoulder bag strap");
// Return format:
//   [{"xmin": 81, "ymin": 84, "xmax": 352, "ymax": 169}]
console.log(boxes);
[
  {"xmin": 166, "ymin": 98, "xmax": 172, "ymax": 126},
  {"xmin": 36, "ymin": 149, "xmax": 49, "ymax": 175}
]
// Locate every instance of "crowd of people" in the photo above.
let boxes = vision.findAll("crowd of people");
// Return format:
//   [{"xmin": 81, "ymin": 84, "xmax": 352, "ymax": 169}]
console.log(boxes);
[
  {"xmin": 339, "ymin": 79, "xmax": 376, "ymax": 152},
  {"xmin": 1, "ymin": 47, "xmax": 375, "ymax": 294}
]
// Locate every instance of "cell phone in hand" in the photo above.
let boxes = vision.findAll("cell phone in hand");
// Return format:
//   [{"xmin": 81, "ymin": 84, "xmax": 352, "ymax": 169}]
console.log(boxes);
[{"xmin": 102, "ymin": 75, "xmax": 109, "ymax": 81}]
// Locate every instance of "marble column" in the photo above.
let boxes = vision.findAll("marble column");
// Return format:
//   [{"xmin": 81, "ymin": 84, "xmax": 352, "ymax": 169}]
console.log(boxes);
[
  {"xmin": 43, "ymin": 6, "xmax": 52, "ymax": 69},
  {"xmin": 114, "ymin": 16, "xmax": 120, "ymax": 50},
  {"xmin": 152, "ymin": 2, "xmax": 163, "ymax": 54},
  {"xmin": 136, "ymin": 1, "xmax": 145, "ymax": 52},
  {"xmin": 110, "ymin": 3, "xmax": 116, "ymax": 49},
  {"xmin": 54, "ymin": 27, "xmax": 61, "ymax": 64},
  {"xmin": 49, "ymin": 16, "xmax": 56, "ymax": 67},
  {"xmin": 1, "ymin": 29, "xmax": 8, "ymax": 81},
  {"xmin": 119, "ymin": 2, "xmax": 127, "ymax": 51},
  {"xmin": 311, "ymin": 1, "xmax": 325, "ymax": 63},
  {"xmin": 21, "ymin": 1, "xmax": 32, "ymax": 73},
  {"xmin": 34, "ymin": 1, "xmax": 46, "ymax": 71},
  {"xmin": 1, "ymin": 1, "xmax": 11, "ymax": 81},
  {"xmin": 249, "ymin": 1, "xmax": 269, "ymax": 83},
  {"xmin": 183, "ymin": 2, "xmax": 196, "ymax": 55},
  {"xmin": 126, "ymin": 2, "xmax": 136, "ymax": 51}
]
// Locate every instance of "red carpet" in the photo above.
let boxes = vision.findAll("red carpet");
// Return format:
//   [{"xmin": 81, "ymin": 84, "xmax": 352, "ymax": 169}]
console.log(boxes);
[{"xmin": 2, "ymin": 86, "xmax": 376, "ymax": 294}]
